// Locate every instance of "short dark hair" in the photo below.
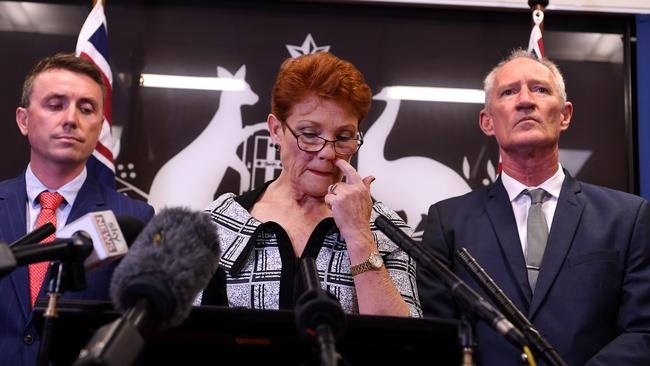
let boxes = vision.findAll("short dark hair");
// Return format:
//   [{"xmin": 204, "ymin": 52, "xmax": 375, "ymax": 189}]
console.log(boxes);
[
  {"xmin": 20, "ymin": 52, "xmax": 105, "ymax": 108},
  {"xmin": 271, "ymin": 51, "xmax": 372, "ymax": 125}
]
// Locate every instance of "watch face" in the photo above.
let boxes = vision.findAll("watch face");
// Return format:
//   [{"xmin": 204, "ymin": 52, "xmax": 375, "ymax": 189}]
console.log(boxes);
[{"xmin": 369, "ymin": 252, "xmax": 383, "ymax": 268}]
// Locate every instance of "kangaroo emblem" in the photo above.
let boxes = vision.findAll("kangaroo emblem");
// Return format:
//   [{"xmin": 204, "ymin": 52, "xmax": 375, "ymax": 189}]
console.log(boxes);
[
  {"xmin": 148, "ymin": 65, "xmax": 267, "ymax": 211},
  {"xmin": 357, "ymin": 87, "xmax": 472, "ymax": 227}
]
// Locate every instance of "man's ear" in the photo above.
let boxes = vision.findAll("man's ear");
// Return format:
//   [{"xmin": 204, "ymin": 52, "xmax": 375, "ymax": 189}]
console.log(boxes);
[
  {"xmin": 559, "ymin": 101, "xmax": 573, "ymax": 131},
  {"xmin": 16, "ymin": 107, "xmax": 29, "ymax": 136},
  {"xmin": 479, "ymin": 108, "xmax": 495, "ymax": 137}
]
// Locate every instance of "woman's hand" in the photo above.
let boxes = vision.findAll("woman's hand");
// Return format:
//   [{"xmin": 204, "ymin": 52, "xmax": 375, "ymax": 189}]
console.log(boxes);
[
  {"xmin": 324, "ymin": 159, "xmax": 410, "ymax": 317},
  {"xmin": 324, "ymin": 158, "xmax": 375, "ymax": 247}
]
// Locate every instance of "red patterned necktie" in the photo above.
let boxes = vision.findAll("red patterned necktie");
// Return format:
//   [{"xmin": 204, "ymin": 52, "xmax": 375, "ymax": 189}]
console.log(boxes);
[{"xmin": 29, "ymin": 191, "xmax": 64, "ymax": 307}]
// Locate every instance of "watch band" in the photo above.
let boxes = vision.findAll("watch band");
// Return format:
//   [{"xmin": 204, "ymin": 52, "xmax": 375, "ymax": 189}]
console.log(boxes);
[
  {"xmin": 350, "ymin": 250, "xmax": 383, "ymax": 276},
  {"xmin": 350, "ymin": 261, "xmax": 374, "ymax": 276}
]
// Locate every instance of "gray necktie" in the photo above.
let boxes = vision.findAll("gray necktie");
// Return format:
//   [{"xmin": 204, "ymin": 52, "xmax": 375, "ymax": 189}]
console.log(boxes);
[{"xmin": 525, "ymin": 188, "xmax": 548, "ymax": 292}]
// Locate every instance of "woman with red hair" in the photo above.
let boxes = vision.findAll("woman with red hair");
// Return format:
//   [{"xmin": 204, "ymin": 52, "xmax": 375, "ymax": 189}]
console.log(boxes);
[{"xmin": 201, "ymin": 52, "xmax": 421, "ymax": 317}]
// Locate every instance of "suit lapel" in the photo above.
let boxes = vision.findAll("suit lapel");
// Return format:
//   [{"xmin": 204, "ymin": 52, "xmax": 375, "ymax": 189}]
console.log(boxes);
[
  {"xmin": 0, "ymin": 174, "xmax": 32, "ymax": 321},
  {"xmin": 485, "ymin": 178, "xmax": 533, "ymax": 305},
  {"xmin": 529, "ymin": 172, "xmax": 584, "ymax": 319},
  {"xmin": 68, "ymin": 175, "xmax": 106, "ymax": 222}
]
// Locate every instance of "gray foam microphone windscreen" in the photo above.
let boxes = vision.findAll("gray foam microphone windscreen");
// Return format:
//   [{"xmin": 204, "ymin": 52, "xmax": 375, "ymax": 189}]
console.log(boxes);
[{"xmin": 110, "ymin": 207, "xmax": 220, "ymax": 328}]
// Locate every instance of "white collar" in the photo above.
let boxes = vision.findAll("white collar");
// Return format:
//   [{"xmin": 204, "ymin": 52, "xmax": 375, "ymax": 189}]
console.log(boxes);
[
  {"xmin": 25, "ymin": 165, "xmax": 87, "ymax": 208},
  {"xmin": 500, "ymin": 163, "xmax": 565, "ymax": 202}
]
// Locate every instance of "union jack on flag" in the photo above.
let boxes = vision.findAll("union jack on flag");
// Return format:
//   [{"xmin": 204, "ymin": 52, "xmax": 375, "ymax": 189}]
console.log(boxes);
[
  {"xmin": 528, "ymin": 24, "xmax": 544, "ymax": 59},
  {"xmin": 75, "ymin": 2, "xmax": 116, "ymax": 188},
  {"xmin": 527, "ymin": 10, "xmax": 545, "ymax": 59}
]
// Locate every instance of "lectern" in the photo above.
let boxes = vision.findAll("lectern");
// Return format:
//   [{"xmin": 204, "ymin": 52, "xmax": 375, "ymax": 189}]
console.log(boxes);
[{"xmin": 34, "ymin": 300, "xmax": 461, "ymax": 365}]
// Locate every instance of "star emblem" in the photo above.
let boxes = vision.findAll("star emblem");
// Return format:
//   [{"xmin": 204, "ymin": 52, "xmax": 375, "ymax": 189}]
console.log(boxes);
[{"xmin": 286, "ymin": 34, "xmax": 330, "ymax": 58}]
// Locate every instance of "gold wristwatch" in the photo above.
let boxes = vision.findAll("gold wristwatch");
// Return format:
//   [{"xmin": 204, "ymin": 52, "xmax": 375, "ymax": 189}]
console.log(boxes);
[{"xmin": 350, "ymin": 250, "xmax": 383, "ymax": 276}]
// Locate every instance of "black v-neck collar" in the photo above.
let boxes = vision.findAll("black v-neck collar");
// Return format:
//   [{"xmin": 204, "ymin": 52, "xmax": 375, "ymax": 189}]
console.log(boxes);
[{"xmin": 231, "ymin": 181, "xmax": 338, "ymax": 309}]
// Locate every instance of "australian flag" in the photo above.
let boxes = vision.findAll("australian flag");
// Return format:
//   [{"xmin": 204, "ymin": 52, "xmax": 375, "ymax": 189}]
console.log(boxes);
[
  {"xmin": 527, "ymin": 10, "xmax": 545, "ymax": 59},
  {"xmin": 75, "ymin": 2, "xmax": 116, "ymax": 188}
]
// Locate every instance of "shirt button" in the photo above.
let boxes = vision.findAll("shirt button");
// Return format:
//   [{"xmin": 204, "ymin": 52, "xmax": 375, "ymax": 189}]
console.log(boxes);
[{"xmin": 23, "ymin": 333, "xmax": 34, "ymax": 345}]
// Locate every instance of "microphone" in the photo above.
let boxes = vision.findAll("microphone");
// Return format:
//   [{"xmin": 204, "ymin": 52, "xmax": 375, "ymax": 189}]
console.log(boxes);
[
  {"xmin": 33, "ymin": 214, "xmax": 144, "ymax": 366},
  {"xmin": 9, "ymin": 222, "xmax": 56, "ymax": 248},
  {"xmin": 58, "ymin": 211, "xmax": 133, "ymax": 271},
  {"xmin": 0, "ymin": 213, "xmax": 144, "ymax": 280},
  {"xmin": 0, "ymin": 211, "xmax": 144, "ymax": 278},
  {"xmin": 295, "ymin": 257, "xmax": 346, "ymax": 366},
  {"xmin": 1, "ymin": 233, "xmax": 94, "ymax": 280},
  {"xmin": 373, "ymin": 214, "xmax": 527, "ymax": 350},
  {"xmin": 11, "ymin": 233, "xmax": 94, "ymax": 266},
  {"xmin": 456, "ymin": 248, "xmax": 567, "ymax": 366},
  {"xmin": 114, "ymin": 215, "xmax": 146, "ymax": 246},
  {"xmin": 74, "ymin": 207, "xmax": 220, "ymax": 366},
  {"xmin": 2, "ymin": 222, "xmax": 56, "ymax": 278}
]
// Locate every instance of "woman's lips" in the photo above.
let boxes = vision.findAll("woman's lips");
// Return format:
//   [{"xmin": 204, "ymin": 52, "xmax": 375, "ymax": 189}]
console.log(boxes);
[{"xmin": 308, "ymin": 169, "xmax": 334, "ymax": 177}]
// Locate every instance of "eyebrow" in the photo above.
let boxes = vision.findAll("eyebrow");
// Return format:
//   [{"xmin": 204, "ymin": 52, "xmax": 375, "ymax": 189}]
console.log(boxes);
[
  {"xmin": 526, "ymin": 78, "xmax": 553, "ymax": 86},
  {"xmin": 496, "ymin": 78, "xmax": 553, "ymax": 91},
  {"xmin": 42, "ymin": 93, "xmax": 65, "ymax": 101},
  {"xmin": 295, "ymin": 120, "xmax": 356, "ymax": 130}
]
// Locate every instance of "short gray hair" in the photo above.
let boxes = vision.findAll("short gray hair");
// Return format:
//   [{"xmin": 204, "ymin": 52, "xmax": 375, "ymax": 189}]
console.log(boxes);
[{"xmin": 483, "ymin": 49, "xmax": 567, "ymax": 108}]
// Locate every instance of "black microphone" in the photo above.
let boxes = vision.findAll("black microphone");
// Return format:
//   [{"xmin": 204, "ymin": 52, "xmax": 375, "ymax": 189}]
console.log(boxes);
[
  {"xmin": 19, "ymin": 214, "xmax": 145, "ymax": 366},
  {"xmin": 74, "ymin": 207, "xmax": 220, "ymax": 366},
  {"xmin": 114, "ymin": 215, "xmax": 146, "ymax": 246},
  {"xmin": 0, "ymin": 233, "xmax": 94, "ymax": 282},
  {"xmin": 1, "ymin": 234, "xmax": 93, "ymax": 285},
  {"xmin": 295, "ymin": 257, "xmax": 346, "ymax": 366},
  {"xmin": 373, "ymin": 214, "xmax": 527, "ymax": 350},
  {"xmin": 9, "ymin": 222, "xmax": 56, "ymax": 248},
  {"xmin": 456, "ymin": 248, "xmax": 567, "ymax": 366},
  {"xmin": 0, "ymin": 214, "xmax": 144, "ymax": 279}
]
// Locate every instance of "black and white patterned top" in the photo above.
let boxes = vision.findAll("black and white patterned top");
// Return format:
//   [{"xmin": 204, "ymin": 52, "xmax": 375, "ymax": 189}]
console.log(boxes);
[{"xmin": 200, "ymin": 182, "xmax": 422, "ymax": 317}]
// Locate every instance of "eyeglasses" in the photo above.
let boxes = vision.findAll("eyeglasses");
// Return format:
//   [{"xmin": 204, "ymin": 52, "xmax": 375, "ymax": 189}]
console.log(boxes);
[{"xmin": 284, "ymin": 124, "xmax": 363, "ymax": 156}]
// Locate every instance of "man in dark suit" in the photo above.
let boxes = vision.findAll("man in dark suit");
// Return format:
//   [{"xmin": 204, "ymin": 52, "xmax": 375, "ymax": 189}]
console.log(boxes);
[
  {"xmin": 418, "ymin": 49, "xmax": 650, "ymax": 365},
  {"xmin": 0, "ymin": 53, "xmax": 154, "ymax": 365}
]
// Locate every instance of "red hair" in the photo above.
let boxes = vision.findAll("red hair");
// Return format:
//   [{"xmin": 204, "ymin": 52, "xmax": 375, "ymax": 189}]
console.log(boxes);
[{"xmin": 271, "ymin": 52, "xmax": 372, "ymax": 125}]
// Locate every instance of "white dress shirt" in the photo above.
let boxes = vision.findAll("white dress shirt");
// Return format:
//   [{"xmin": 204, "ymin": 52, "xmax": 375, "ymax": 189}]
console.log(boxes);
[
  {"xmin": 25, "ymin": 165, "xmax": 87, "ymax": 234},
  {"xmin": 500, "ymin": 164, "xmax": 565, "ymax": 257}
]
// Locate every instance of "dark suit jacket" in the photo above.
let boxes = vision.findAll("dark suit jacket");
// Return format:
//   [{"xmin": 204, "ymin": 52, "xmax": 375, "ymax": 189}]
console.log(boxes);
[
  {"xmin": 418, "ymin": 172, "xmax": 650, "ymax": 366},
  {"xmin": 0, "ymin": 173, "xmax": 154, "ymax": 366}
]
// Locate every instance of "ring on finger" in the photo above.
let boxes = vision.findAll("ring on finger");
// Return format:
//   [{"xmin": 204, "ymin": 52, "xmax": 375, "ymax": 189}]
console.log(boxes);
[{"xmin": 328, "ymin": 183, "xmax": 338, "ymax": 194}]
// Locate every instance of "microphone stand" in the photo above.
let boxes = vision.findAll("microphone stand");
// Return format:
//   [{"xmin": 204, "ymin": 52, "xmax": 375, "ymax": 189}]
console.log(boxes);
[
  {"xmin": 36, "ymin": 258, "xmax": 89, "ymax": 366},
  {"xmin": 36, "ymin": 261, "xmax": 64, "ymax": 366},
  {"xmin": 36, "ymin": 233, "xmax": 92, "ymax": 366},
  {"xmin": 373, "ymin": 215, "xmax": 529, "ymax": 358},
  {"xmin": 295, "ymin": 257, "xmax": 347, "ymax": 366},
  {"xmin": 458, "ymin": 315, "xmax": 477, "ymax": 366},
  {"xmin": 74, "ymin": 298, "xmax": 148, "ymax": 366},
  {"xmin": 456, "ymin": 248, "xmax": 567, "ymax": 366}
]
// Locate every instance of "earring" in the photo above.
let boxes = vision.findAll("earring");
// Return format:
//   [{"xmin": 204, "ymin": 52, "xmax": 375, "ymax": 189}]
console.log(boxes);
[{"xmin": 273, "ymin": 143, "xmax": 280, "ymax": 152}]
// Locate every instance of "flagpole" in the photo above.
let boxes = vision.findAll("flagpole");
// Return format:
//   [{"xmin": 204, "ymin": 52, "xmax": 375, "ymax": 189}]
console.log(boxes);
[{"xmin": 528, "ymin": 0, "xmax": 548, "ymax": 32}]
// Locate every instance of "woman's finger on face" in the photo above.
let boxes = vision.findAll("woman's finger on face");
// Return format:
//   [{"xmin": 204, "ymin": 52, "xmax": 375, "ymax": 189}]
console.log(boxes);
[{"xmin": 333, "ymin": 158, "xmax": 362, "ymax": 185}]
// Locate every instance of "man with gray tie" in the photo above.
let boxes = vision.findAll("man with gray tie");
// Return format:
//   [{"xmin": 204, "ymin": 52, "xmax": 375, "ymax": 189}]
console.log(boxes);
[{"xmin": 418, "ymin": 49, "xmax": 650, "ymax": 365}]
